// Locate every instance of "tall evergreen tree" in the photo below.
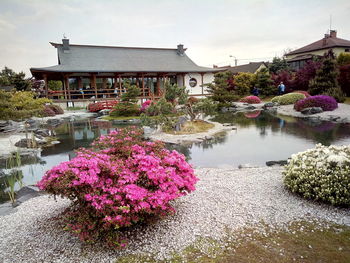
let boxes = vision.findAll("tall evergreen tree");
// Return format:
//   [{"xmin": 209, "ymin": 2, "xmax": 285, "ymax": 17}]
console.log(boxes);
[
  {"xmin": 256, "ymin": 68, "xmax": 275, "ymax": 96},
  {"xmin": 308, "ymin": 50, "xmax": 345, "ymax": 102}
]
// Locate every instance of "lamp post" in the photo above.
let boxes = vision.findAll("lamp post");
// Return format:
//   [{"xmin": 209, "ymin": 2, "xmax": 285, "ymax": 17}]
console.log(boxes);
[{"xmin": 229, "ymin": 55, "xmax": 238, "ymax": 66}]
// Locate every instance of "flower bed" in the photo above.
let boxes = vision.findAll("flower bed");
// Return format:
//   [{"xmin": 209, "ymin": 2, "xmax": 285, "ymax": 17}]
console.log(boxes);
[
  {"xmin": 88, "ymin": 100, "xmax": 119, "ymax": 112},
  {"xmin": 271, "ymin": 93, "xmax": 306, "ymax": 105},
  {"xmin": 294, "ymin": 95, "xmax": 338, "ymax": 112},
  {"xmin": 239, "ymin": 96, "xmax": 261, "ymax": 104},
  {"xmin": 283, "ymin": 144, "xmax": 350, "ymax": 206},
  {"xmin": 37, "ymin": 126, "xmax": 198, "ymax": 247}
]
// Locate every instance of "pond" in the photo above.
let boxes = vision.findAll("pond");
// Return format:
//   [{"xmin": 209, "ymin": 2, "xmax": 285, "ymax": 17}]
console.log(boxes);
[{"xmin": 1, "ymin": 111, "xmax": 350, "ymax": 203}]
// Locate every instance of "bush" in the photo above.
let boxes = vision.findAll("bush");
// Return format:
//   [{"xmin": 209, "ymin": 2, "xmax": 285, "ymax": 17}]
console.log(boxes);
[
  {"xmin": 145, "ymin": 98, "xmax": 174, "ymax": 116},
  {"xmin": 292, "ymin": 90, "xmax": 311, "ymax": 97},
  {"xmin": 140, "ymin": 100, "xmax": 152, "ymax": 112},
  {"xmin": 42, "ymin": 105, "xmax": 56, "ymax": 116},
  {"xmin": 283, "ymin": 144, "xmax": 350, "ymax": 206},
  {"xmin": 0, "ymin": 90, "xmax": 51, "ymax": 120},
  {"xmin": 239, "ymin": 96, "xmax": 262, "ymax": 104},
  {"xmin": 294, "ymin": 95, "xmax": 338, "ymax": 112},
  {"xmin": 271, "ymin": 93, "xmax": 305, "ymax": 105},
  {"xmin": 233, "ymin": 72, "xmax": 256, "ymax": 96},
  {"xmin": 110, "ymin": 102, "xmax": 140, "ymax": 117},
  {"xmin": 47, "ymin": 104, "xmax": 64, "ymax": 115},
  {"xmin": 37, "ymin": 127, "xmax": 198, "ymax": 246}
]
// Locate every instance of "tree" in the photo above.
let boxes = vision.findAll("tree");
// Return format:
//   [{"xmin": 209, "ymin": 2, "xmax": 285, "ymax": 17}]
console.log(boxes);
[
  {"xmin": 206, "ymin": 71, "xmax": 239, "ymax": 107},
  {"xmin": 293, "ymin": 60, "xmax": 322, "ymax": 91},
  {"xmin": 337, "ymin": 52, "xmax": 350, "ymax": 66},
  {"xmin": 0, "ymin": 66, "xmax": 31, "ymax": 91},
  {"xmin": 308, "ymin": 51, "xmax": 345, "ymax": 102},
  {"xmin": 48, "ymin": 80, "xmax": 62, "ymax": 91},
  {"xmin": 233, "ymin": 72, "xmax": 256, "ymax": 96},
  {"xmin": 268, "ymin": 57, "xmax": 290, "ymax": 74},
  {"xmin": 120, "ymin": 80, "xmax": 140, "ymax": 103},
  {"xmin": 338, "ymin": 64, "xmax": 350, "ymax": 96},
  {"xmin": 255, "ymin": 68, "xmax": 275, "ymax": 96},
  {"xmin": 164, "ymin": 82, "xmax": 188, "ymax": 105}
]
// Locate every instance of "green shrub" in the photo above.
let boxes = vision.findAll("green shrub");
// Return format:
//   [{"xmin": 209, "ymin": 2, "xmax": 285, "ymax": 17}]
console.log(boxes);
[
  {"xmin": 233, "ymin": 72, "xmax": 256, "ymax": 96},
  {"xmin": 146, "ymin": 98, "xmax": 174, "ymax": 116},
  {"xmin": 110, "ymin": 102, "xmax": 140, "ymax": 117},
  {"xmin": 271, "ymin": 93, "xmax": 305, "ymax": 105},
  {"xmin": 0, "ymin": 90, "xmax": 51, "ymax": 120},
  {"xmin": 283, "ymin": 144, "xmax": 350, "ymax": 206}
]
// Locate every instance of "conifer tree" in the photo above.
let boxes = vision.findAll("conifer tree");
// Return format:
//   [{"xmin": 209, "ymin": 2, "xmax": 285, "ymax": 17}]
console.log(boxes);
[{"xmin": 308, "ymin": 50, "xmax": 345, "ymax": 102}]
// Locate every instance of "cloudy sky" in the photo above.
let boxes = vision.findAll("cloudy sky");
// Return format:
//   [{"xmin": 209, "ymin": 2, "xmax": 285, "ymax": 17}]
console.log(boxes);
[{"xmin": 1, "ymin": 0, "xmax": 350, "ymax": 76}]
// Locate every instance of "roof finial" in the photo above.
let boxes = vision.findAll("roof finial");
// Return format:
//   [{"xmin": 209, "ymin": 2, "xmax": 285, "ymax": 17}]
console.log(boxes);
[{"xmin": 63, "ymin": 33, "xmax": 67, "ymax": 39}]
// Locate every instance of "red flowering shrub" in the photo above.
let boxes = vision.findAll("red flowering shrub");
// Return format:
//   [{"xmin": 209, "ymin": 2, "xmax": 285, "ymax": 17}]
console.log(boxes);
[
  {"xmin": 294, "ymin": 95, "xmax": 338, "ymax": 112},
  {"xmin": 140, "ymin": 100, "xmax": 152, "ymax": 112},
  {"xmin": 292, "ymin": 90, "xmax": 311, "ymax": 97},
  {"xmin": 88, "ymin": 100, "xmax": 118, "ymax": 112},
  {"xmin": 37, "ymin": 126, "xmax": 198, "ymax": 247},
  {"xmin": 239, "ymin": 96, "xmax": 262, "ymax": 104},
  {"xmin": 42, "ymin": 105, "xmax": 56, "ymax": 116}
]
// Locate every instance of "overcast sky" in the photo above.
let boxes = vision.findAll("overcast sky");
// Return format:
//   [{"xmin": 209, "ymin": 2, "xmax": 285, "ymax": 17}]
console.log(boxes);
[{"xmin": 1, "ymin": 0, "xmax": 350, "ymax": 76}]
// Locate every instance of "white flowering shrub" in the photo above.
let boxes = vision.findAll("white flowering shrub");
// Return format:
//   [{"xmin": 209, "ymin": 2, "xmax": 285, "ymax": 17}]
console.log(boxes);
[{"xmin": 283, "ymin": 144, "xmax": 350, "ymax": 206}]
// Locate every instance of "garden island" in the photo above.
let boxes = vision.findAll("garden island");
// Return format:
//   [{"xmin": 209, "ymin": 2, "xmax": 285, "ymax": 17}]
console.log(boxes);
[{"xmin": 1, "ymin": 31, "xmax": 350, "ymax": 262}]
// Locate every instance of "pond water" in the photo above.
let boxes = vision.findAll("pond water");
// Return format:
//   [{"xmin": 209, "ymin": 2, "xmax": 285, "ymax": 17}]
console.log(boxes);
[{"xmin": 1, "ymin": 111, "xmax": 350, "ymax": 203}]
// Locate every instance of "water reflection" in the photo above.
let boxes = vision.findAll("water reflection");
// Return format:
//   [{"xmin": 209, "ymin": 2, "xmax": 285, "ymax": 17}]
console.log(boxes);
[{"xmin": 1, "ymin": 113, "xmax": 350, "ymax": 203}]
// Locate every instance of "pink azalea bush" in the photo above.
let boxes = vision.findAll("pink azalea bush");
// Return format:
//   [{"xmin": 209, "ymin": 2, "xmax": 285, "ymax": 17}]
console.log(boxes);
[
  {"xmin": 140, "ymin": 100, "xmax": 152, "ymax": 112},
  {"xmin": 239, "ymin": 96, "xmax": 262, "ymax": 104},
  {"xmin": 294, "ymin": 95, "xmax": 338, "ymax": 112},
  {"xmin": 37, "ymin": 126, "xmax": 198, "ymax": 247}
]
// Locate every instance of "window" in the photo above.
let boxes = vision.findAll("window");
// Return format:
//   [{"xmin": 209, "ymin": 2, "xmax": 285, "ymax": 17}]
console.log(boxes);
[{"xmin": 189, "ymin": 78, "xmax": 197, "ymax": 87}]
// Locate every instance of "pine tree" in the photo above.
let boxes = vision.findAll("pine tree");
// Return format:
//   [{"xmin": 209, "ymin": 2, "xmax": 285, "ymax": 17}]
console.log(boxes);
[
  {"xmin": 308, "ymin": 50, "xmax": 345, "ymax": 102},
  {"xmin": 206, "ymin": 71, "xmax": 239, "ymax": 108},
  {"xmin": 256, "ymin": 68, "xmax": 275, "ymax": 96}
]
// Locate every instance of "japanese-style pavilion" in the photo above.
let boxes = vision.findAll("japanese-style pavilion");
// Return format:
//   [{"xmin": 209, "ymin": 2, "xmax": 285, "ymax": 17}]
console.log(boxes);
[{"xmin": 30, "ymin": 39, "xmax": 218, "ymax": 103}]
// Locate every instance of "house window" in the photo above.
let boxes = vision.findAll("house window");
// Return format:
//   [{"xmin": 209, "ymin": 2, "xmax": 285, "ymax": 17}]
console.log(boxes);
[{"xmin": 189, "ymin": 78, "xmax": 197, "ymax": 87}]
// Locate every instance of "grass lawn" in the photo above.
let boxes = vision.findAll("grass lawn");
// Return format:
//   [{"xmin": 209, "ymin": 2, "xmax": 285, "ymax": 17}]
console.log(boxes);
[
  {"xmin": 116, "ymin": 221, "xmax": 350, "ymax": 263},
  {"xmin": 166, "ymin": 120, "xmax": 215, "ymax": 135}
]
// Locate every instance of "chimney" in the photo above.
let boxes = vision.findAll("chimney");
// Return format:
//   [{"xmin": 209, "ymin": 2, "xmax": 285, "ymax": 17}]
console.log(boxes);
[
  {"xmin": 323, "ymin": 33, "xmax": 329, "ymax": 46},
  {"xmin": 62, "ymin": 38, "xmax": 70, "ymax": 51},
  {"xmin": 330, "ymin": 30, "xmax": 337, "ymax": 38},
  {"xmin": 177, "ymin": 44, "xmax": 184, "ymax": 56}
]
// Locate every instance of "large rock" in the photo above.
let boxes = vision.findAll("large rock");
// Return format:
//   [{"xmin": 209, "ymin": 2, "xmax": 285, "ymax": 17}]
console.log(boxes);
[
  {"xmin": 263, "ymin": 102, "xmax": 277, "ymax": 109},
  {"xmin": 301, "ymin": 107, "xmax": 323, "ymax": 115},
  {"xmin": 175, "ymin": 116, "xmax": 188, "ymax": 131}
]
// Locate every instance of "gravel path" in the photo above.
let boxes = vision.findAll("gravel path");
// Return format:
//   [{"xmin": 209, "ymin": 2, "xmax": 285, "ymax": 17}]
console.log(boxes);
[{"xmin": 1, "ymin": 167, "xmax": 349, "ymax": 262}]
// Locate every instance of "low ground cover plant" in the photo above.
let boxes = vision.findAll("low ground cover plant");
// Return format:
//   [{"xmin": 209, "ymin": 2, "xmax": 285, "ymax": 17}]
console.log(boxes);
[
  {"xmin": 38, "ymin": 126, "xmax": 198, "ymax": 247},
  {"xmin": 294, "ymin": 95, "xmax": 338, "ymax": 112},
  {"xmin": 271, "ymin": 93, "xmax": 306, "ymax": 105},
  {"xmin": 239, "ymin": 96, "xmax": 261, "ymax": 104},
  {"xmin": 283, "ymin": 144, "xmax": 350, "ymax": 206}
]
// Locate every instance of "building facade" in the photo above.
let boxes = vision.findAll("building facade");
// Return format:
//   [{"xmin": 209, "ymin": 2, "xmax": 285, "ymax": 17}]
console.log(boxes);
[
  {"xmin": 30, "ymin": 39, "xmax": 218, "ymax": 104},
  {"xmin": 285, "ymin": 30, "xmax": 350, "ymax": 70}
]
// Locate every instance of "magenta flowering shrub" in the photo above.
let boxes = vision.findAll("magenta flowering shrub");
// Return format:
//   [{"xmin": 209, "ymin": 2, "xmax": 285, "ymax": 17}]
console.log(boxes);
[
  {"xmin": 294, "ymin": 95, "xmax": 338, "ymax": 112},
  {"xmin": 239, "ymin": 96, "xmax": 261, "ymax": 104},
  {"xmin": 140, "ymin": 100, "xmax": 152, "ymax": 112},
  {"xmin": 37, "ymin": 126, "xmax": 198, "ymax": 247}
]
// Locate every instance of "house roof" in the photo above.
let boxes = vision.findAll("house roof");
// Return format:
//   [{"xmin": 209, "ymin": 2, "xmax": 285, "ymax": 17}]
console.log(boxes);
[
  {"xmin": 30, "ymin": 42, "xmax": 217, "ymax": 74},
  {"xmin": 219, "ymin": 62, "xmax": 266, "ymax": 74},
  {"xmin": 286, "ymin": 34, "xmax": 350, "ymax": 56}
]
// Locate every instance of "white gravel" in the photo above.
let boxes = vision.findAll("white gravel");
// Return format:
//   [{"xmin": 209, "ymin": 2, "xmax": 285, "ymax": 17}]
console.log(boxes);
[
  {"xmin": 0, "ymin": 167, "xmax": 349, "ymax": 262},
  {"xmin": 277, "ymin": 103, "xmax": 350, "ymax": 123}
]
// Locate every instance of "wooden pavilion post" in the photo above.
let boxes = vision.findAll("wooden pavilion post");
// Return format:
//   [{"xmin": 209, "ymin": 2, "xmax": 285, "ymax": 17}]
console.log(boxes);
[
  {"xmin": 182, "ymin": 74, "xmax": 185, "ymax": 87},
  {"xmin": 43, "ymin": 74, "xmax": 48, "ymax": 98},
  {"xmin": 118, "ymin": 75, "xmax": 122, "ymax": 94},
  {"xmin": 64, "ymin": 74, "xmax": 71, "ymax": 100},
  {"xmin": 141, "ymin": 74, "xmax": 145, "ymax": 97},
  {"xmin": 61, "ymin": 75, "xmax": 67, "ymax": 100},
  {"xmin": 77, "ymin": 77, "xmax": 84, "ymax": 99},
  {"xmin": 90, "ymin": 73, "xmax": 97, "ymax": 99},
  {"xmin": 156, "ymin": 76, "xmax": 160, "ymax": 96}
]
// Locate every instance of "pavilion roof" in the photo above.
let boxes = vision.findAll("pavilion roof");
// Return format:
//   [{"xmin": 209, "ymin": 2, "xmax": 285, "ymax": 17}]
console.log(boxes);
[{"xmin": 30, "ymin": 42, "xmax": 217, "ymax": 75}]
